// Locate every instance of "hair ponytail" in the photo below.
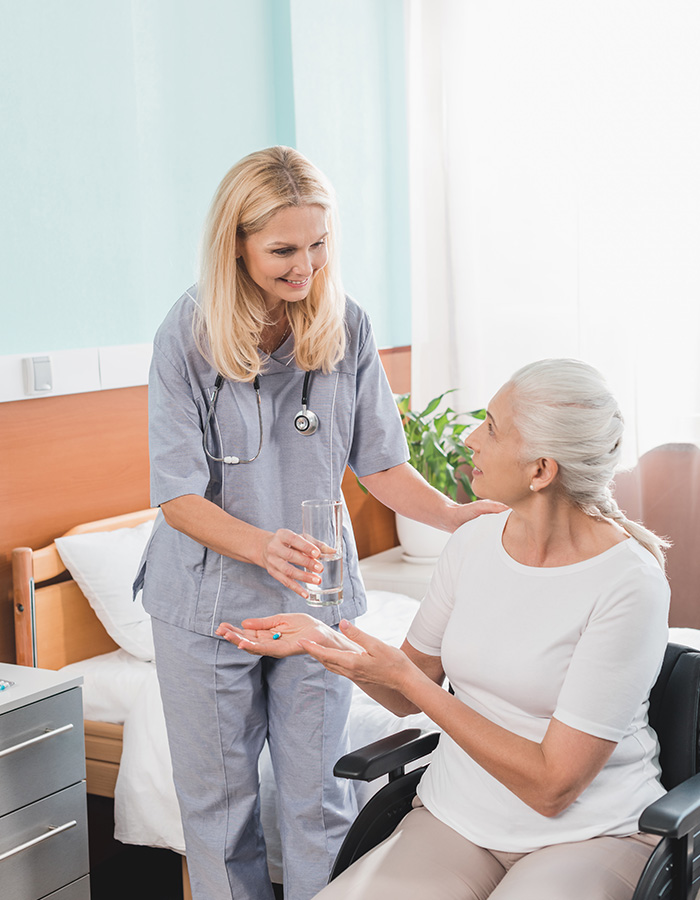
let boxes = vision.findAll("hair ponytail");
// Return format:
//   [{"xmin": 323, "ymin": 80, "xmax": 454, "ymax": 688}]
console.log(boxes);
[
  {"xmin": 592, "ymin": 490, "xmax": 670, "ymax": 571},
  {"xmin": 508, "ymin": 359, "xmax": 670, "ymax": 571}
]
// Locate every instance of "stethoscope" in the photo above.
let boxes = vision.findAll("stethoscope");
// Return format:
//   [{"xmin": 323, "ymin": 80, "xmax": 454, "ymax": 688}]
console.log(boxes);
[{"xmin": 202, "ymin": 370, "xmax": 319, "ymax": 465}]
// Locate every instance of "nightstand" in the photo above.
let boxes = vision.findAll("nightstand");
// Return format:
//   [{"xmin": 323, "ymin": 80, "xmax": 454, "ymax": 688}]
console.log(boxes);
[
  {"xmin": 0, "ymin": 663, "xmax": 90, "ymax": 900},
  {"xmin": 359, "ymin": 546, "xmax": 437, "ymax": 600}
]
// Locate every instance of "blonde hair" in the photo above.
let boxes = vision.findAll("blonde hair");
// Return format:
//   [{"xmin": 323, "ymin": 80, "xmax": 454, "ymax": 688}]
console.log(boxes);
[
  {"xmin": 508, "ymin": 359, "xmax": 670, "ymax": 570},
  {"xmin": 196, "ymin": 146, "xmax": 346, "ymax": 381}
]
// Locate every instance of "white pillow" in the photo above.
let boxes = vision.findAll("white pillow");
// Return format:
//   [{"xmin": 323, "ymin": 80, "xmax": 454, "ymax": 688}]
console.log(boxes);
[{"xmin": 55, "ymin": 520, "xmax": 155, "ymax": 661}]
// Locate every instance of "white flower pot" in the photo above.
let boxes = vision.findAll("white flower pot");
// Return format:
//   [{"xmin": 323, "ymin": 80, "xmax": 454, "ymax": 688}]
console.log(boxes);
[{"xmin": 395, "ymin": 513, "xmax": 450, "ymax": 563}]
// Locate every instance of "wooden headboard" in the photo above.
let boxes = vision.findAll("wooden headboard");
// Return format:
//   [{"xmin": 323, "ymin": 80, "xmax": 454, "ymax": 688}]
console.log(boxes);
[
  {"xmin": 13, "ymin": 508, "xmax": 159, "ymax": 669},
  {"xmin": 0, "ymin": 346, "xmax": 410, "ymax": 663}
]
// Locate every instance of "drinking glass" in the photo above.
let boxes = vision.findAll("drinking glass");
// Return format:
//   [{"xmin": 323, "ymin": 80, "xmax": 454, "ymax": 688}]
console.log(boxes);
[{"xmin": 301, "ymin": 499, "xmax": 343, "ymax": 606}]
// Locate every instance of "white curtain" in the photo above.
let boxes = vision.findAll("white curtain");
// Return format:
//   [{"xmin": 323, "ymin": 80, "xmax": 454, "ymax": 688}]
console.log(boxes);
[{"xmin": 407, "ymin": 0, "xmax": 700, "ymax": 465}]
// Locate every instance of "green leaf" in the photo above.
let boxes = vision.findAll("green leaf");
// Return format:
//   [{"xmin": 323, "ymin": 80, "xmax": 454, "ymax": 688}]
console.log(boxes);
[
  {"xmin": 434, "ymin": 411, "xmax": 449, "ymax": 440},
  {"xmin": 418, "ymin": 389, "xmax": 456, "ymax": 419},
  {"xmin": 397, "ymin": 389, "xmax": 485, "ymax": 498},
  {"xmin": 396, "ymin": 393, "xmax": 411, "ymax": 416},
  {"xmin": 458, "ymin": 471, "xmax": 477, "ymax": 502},
  {"xmin": 355, "ymin": 477, "xmax": 369, "ymax": 495}
]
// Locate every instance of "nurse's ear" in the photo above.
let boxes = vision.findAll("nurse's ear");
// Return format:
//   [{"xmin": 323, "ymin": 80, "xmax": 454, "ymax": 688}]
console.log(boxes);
[{"xmin": 234, "ymin": 232, "xmax": 247, "ymax": 259}]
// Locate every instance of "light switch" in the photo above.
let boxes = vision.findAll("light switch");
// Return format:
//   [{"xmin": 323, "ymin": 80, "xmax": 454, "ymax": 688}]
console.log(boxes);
[{"xmin": 23, "ymin": 355, "xmax": 53, "ymax": 395}]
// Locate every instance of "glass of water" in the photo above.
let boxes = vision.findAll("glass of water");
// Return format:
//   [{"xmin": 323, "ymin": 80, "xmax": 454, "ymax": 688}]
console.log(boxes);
[{"xmin": 301, "ymin": 499, "xmax": 343, "ymax": 606}]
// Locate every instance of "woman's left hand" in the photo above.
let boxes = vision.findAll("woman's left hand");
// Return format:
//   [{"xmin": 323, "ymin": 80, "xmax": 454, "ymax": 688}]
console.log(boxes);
[{"xmin": 300, "ymin": 619, "xmax": 414, "ymax": 692}]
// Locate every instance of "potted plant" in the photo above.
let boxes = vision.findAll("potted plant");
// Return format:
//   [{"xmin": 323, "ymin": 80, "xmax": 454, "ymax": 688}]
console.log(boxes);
[{"xmin": 395, "ymin": 390, "xmax": 486, "ymax": 561}]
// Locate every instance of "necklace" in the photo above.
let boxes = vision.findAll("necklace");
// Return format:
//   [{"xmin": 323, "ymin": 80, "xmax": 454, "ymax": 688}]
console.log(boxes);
[
  {"xmin": 261, "ymin": 318, "xmax": 291, "ymax": 356},
  {"xmin": 272, "ymin": 321, "xmax": 291, "ymax": 352}
]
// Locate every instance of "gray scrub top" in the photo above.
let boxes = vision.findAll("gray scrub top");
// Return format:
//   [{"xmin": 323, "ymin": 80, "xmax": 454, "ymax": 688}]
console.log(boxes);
[{"xmin": 136, "ymin": 287, "xmax": 409, "ymax": 635}]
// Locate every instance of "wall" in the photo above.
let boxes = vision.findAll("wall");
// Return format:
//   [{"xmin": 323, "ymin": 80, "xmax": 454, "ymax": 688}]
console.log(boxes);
[
  {"xmin": 291, "ymin": 0, "xmax": 411, "ymax": 343},
  {"xmin": 0, "ymin": 0, "xmax": 410, "ymax": 388},
  {"xmin": 2, "ymin": 1, "xmax": 277, "ymax": 356},
  {"xmin": 407, "ymin": 0, "xmax": 700, "ymax": 462}
]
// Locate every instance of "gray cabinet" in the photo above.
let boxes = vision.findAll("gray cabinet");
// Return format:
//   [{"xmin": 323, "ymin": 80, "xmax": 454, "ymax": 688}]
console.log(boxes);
[{"xmin": 0, "ymin": 664, "xmax": 89, "ymax": 900}]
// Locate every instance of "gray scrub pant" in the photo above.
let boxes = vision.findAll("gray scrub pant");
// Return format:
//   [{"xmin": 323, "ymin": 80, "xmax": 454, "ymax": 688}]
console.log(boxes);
[
  {"xmin": 151, "ymin": 616, "xmax": 357, "ymax": 900},
  {"xmin": 314, "ymin": 799, "xmax": 660, "ymax": 900}
]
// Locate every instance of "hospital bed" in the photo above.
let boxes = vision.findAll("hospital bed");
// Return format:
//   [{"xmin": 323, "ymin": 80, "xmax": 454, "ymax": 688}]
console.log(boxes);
[{"xmin": 12, "ymin": 504, "xmax": 437, "ymax": 897}]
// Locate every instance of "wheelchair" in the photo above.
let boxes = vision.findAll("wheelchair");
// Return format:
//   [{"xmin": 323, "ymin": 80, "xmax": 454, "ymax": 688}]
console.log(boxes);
[{"xmin": 329, "ymin": 642, "xmax": 700, "ymax": 900}]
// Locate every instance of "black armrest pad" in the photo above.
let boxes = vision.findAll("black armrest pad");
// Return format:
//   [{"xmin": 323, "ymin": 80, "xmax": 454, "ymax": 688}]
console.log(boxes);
[
  {"xmin": 639, "ymin": 772, "xmax": 700, "ymax": 838},
  {"xmin": 333, "ymin": 728, "xmax": 440, "ymax": 782}
]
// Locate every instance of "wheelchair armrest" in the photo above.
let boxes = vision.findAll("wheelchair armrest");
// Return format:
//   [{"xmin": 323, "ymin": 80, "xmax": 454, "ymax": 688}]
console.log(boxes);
[
  {"xmin": 639, "ymin": 772, "xmax": 700, "ymax": 839},
  {"xmin": 333, "ymin": 728, "xmax": 440, "ymax": 782}
]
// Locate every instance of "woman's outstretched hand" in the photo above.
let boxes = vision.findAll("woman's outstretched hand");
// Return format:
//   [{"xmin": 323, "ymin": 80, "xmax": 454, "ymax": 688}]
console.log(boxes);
[
  {"xmin": 300, "ymin": 619, "xmax": 413, "ymax": 693},
  {"xmin": 216, "ymin": 613, "xmax": 362, "ymax": 658}
]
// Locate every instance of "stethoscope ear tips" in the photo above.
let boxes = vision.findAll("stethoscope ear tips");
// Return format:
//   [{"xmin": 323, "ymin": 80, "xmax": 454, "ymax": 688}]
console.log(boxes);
[{"xmin": 294, "ymin": 407, "xmax": 319, "ymax": 435}]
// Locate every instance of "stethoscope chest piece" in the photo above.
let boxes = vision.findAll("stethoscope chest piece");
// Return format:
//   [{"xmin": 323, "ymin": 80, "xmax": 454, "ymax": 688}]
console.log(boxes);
[
  {"xmin": 294, "ymin": 406, "xmax": 319, "ymax": 435},
  {"xmin": 294, "ymin": 370, "xmax": 319, "ymax": 435}
]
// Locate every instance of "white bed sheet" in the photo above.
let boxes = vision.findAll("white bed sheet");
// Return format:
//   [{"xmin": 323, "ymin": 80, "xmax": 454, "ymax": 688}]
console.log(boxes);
[{"xmin": 59, "ymin": 590, "xmax": 438, "ymax": 882}]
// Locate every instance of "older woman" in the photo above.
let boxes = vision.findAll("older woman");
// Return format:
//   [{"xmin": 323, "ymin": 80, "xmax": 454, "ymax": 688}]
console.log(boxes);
[{"xmin": 218, "ymin": 358, "xmax": 670, "ymax": 900}]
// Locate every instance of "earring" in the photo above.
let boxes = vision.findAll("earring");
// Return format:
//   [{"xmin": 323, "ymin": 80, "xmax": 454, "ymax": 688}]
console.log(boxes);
[{"xmin": 529, "ymin": 484, "xmax": 535, "ymax": 491}]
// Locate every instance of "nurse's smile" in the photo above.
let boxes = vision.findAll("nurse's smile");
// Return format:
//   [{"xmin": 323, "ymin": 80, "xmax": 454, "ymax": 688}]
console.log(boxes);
[{"xmin": 238, "ymin": 204, "xmax": 329, "ymax": 312}]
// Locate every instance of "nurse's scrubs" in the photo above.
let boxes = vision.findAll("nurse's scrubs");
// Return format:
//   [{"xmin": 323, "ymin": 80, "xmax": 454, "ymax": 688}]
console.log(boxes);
[{"xmin": 135, "ymin": 288, "xmax": 408, "ymax": 900}]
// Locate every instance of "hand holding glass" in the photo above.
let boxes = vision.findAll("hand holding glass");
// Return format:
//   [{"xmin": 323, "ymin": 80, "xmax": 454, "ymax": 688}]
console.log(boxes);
[{"xmin": 301, "ymin": 499, "xmax": 343, "ymax": 607}]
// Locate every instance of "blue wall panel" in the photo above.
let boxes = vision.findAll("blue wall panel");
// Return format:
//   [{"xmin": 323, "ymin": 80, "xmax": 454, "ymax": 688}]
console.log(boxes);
[{"xmin": 0, "ymin": 0, "xmax": 409, "ymax": 355}]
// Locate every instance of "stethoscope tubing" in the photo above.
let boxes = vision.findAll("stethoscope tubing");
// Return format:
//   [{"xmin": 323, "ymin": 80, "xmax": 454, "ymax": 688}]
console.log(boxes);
[
  {"xmin": 202, "ymin": 370, "xmax": 317, "ymax": 465},
  {"xmin": 202, "ymin": 374, "xmax": 264, "ymax": 465}
]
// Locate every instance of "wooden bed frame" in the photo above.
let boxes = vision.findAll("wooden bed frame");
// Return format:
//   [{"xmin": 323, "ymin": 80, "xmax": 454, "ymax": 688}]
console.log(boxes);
[{"xmin": 12, "ymin": 508, "xmax": 158, "ymax": 798}]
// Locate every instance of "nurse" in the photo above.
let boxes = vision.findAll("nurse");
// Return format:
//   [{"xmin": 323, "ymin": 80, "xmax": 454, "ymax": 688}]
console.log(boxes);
[{"xmin": 137, "ymin": 146, "xmax": 503, "ymax": 900}]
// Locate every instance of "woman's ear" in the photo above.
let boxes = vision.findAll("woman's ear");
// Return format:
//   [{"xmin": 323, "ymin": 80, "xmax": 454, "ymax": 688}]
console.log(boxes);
[{"xmin": 530, "ymin": 457, "xmax": 558, "ymax": 492}]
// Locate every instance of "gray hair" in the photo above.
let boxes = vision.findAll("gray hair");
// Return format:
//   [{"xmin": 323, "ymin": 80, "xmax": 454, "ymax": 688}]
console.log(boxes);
[{"xmin": 507, "ymin": 359, "xmax": 669, "ymax": 570}]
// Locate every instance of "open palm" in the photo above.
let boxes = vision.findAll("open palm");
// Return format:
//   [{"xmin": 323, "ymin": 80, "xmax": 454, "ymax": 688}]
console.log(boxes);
[{"xmin": 216, "ymin": 613, "xmax": 348, "ymax": 658}]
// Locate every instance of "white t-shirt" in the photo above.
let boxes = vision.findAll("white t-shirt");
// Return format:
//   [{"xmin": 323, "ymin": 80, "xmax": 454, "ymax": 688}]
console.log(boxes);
[{"xmin": 407, "ymin": 510, "xmax": 670, "ymax": 852}]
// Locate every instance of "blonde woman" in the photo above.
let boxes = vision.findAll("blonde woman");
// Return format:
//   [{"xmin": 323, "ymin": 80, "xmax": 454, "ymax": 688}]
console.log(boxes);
[
  {"xmin": 220, "ymin": 359, "xmax": 670, "ymax": 900},
  {"xmin": 137, "ymin": 146, "xmax": 503, "ymax": 900}
]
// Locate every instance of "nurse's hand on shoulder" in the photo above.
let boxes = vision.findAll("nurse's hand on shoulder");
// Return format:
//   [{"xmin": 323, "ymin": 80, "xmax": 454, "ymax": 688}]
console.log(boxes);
[
  {"xmin": 260, "ymin": 529, "xmax": 325, "ymax": 599},
  {"xmin": 216, "ymin": 614, "xmax": 362, "ymax": 659},
  {"xmin": 446, "ymin": 499, "xmax": 508, "ymax": 531}
]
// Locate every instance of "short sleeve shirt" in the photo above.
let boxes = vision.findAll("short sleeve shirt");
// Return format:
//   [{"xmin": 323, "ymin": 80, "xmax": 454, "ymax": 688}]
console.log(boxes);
[
  {"xmin": 407, "ymin": 510, "xmax": 670, "ymax": 852},
  {"xmin": 138, "ymin": 288, "xmax": 409, "ymax": 634}
]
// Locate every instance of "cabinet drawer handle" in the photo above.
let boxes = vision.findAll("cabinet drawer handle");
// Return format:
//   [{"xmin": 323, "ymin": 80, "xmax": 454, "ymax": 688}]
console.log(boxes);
[
  {"xmin": 0, "ymin": 820, "xmax": 77, "ymax": 862},
  {"xmin": 0, "ymin": 723, "xmax": 74, "ymax": 758}
]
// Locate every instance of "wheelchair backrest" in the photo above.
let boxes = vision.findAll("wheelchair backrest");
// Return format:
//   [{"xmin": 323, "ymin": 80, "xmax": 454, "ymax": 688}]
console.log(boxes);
[{"xmin": 647, "ymin": 643, "xmax": 700, "ymax": 790}]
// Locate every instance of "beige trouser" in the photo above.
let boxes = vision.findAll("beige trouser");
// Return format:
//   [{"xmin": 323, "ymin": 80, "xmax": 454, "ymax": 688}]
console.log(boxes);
[{"xmin": 314, "ymin": 799, "xmax": 660, "ymax": 900}]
